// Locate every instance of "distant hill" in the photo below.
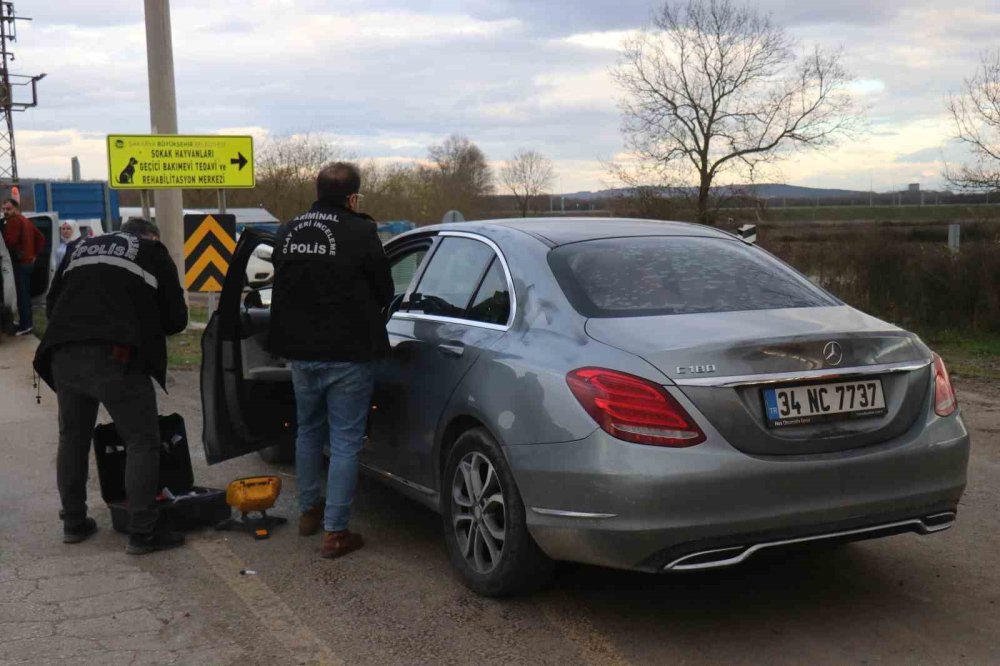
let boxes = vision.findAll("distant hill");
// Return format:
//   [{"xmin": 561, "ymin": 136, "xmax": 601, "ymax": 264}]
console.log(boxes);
[{"xmin": 562, "ymin": 183, "xmax": 870, "ymax": 201}]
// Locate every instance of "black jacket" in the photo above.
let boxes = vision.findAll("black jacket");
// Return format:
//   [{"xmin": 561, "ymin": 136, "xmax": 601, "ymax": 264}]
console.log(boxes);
[
  {"xmin": 268, "ymin": 202, "xmax": 393, "ymax": 361},
  {"xmin": 34, "ymin": 232, "xmax": 188, "ymax": 389}
]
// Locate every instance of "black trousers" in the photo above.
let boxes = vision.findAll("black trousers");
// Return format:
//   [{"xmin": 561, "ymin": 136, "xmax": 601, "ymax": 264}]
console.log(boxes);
[{"xmin": 51, "ymin": 343, "xmax": 160, "ymax": 534}]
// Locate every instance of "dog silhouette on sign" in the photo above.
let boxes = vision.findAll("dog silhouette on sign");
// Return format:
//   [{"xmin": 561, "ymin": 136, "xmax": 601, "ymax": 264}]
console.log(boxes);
[{"xmin": 118, "ymin": 157, "xmax": 138, "ymax": 184}]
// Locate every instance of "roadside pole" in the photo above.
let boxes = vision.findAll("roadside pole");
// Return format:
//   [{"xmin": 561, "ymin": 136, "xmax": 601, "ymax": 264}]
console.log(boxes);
[
  {"xmin": 209, "ymin": 189, "xmax": 227, "ymax": 315},
  {"xmin": 144, "ymin": 0, "xmax": 185, "ymax": 288},
  {"xmin": 140, "ymin": 189, "xmax": 151, "ymax": 221}
]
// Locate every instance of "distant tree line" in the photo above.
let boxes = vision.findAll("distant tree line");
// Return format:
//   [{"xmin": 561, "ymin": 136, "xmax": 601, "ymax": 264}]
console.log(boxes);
[{"xmin": 121, "ymin": 134, "xmax": 559, "ymax": 226}]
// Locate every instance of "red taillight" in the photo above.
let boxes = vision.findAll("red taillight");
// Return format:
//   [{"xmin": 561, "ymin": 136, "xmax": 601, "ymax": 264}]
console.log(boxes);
[
  {"xmin": 566, "ymin": 367, "xmax": 705, "ymax": 447},
  {"xmin": 933, "ymin": 353, "xmax": 958, "ymax": 417}
]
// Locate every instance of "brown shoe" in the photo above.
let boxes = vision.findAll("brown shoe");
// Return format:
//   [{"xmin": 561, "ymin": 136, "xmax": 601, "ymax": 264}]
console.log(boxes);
[
  {"xmin": 320, "ymin": 530, "xmax": 364, "ymax": 559},
  {"xmin": 298, "ymin": 505, "xmax": 324, "ymax": 536}
]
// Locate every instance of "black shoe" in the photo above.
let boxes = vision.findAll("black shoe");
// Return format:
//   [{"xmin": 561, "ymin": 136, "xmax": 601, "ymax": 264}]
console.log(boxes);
[
  {"xmin": 63, "ymin": 517, "xmax": 98, "ymax": 544},
  {"xmin": 126, "ymin": 530, "xmax": 186, "ymax": 555},
  {"xmin": 14, "ymin": 327, "xmax": 33, "ymax": 337}
]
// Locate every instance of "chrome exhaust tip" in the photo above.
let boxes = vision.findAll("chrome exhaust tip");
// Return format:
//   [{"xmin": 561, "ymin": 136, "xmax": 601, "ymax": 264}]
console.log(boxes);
[{"xmin": 664, "ymin": 513, "xmax": 957, "ymax": 572}]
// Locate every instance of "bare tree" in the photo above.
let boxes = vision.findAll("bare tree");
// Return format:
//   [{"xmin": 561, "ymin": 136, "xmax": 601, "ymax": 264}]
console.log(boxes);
[
  {"xmin": 946, "ymin": 50, "xmax": 1000, "ymax": 191},
  {"xmin": 613, "ymin": 0, "xmax": 863, "ymax": 225},
  {"xmin": 358, "ymin": 136, "xmax": 496, "ymax": 226},
  {"xmin": 179, "ymin": 134, "xmax": 344, "ymax": 218},
  {"xmin": 425, "ymin": 134, "xmax": 493, "ymax": 219},
  {"xmin": 602, "ymin": 159, "xmax": 684, "ymax": 219},
  {"xmin": 255, "ymin": 134, "xmax": 345, "ymax": 221},
  {"xmin": 361, "ymin": 160, "xmax": 437, "ymax": 224},
  {"xmin": 499, "ymin": 150, "xmax": 555, "ymax": 216}
]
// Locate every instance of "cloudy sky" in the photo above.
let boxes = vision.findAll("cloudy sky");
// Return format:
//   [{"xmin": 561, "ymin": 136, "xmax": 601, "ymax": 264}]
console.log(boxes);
[{"xmin": 11, "ymin": 0, "xmax": 1000, "ymax": 192}]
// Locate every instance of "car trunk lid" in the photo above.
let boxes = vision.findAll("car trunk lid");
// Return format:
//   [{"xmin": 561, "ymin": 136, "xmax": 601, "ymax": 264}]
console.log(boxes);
[{"xmin": 586, "ymin": 306, "xmax": 933, "ymax": 455}]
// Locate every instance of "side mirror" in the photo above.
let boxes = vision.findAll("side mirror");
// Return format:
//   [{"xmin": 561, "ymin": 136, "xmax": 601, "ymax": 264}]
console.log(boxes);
[{"xmin": 253, "ymin": 245, "xmax": 273, "ymax": 263}]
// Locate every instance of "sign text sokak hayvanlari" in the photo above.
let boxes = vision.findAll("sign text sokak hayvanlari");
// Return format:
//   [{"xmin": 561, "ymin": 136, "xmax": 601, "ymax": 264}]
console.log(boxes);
[{"xmin": 150, "ymin": 149, "xmax": 216, "ymax": 158}]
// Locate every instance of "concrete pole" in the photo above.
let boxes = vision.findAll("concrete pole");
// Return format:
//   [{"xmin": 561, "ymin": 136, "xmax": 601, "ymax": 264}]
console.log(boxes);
[{"xmin": 144, "ymin": 0, "xmax": 184, "ymax": 283}]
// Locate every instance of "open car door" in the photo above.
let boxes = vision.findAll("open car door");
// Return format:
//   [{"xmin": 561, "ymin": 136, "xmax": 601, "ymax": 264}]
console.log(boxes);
[{"xmin": 201, "ymin": 228, "xmax": 295, "ymax": 464}]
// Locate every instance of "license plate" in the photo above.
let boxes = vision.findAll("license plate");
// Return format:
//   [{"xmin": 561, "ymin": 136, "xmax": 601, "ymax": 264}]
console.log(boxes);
[{"xmin": 763, "ymin": 379, "xmax": 887, "ymax": 428}]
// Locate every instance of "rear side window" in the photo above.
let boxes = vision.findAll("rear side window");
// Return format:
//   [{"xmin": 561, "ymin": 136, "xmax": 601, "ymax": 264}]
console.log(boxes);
[
  {"xmin": 466, "ymin": 258, "xmax": 510, "ymax": 325},
  {"xmin": 408, "ymin": 237, "xmax": 495, "ymax": 319},
  {"xmin": 548, "ymin": 236, "xmax": 837, "ymax": 318}
]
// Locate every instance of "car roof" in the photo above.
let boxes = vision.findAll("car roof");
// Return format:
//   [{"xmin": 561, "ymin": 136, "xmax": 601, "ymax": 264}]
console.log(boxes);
[{"xmin": 390, "ymin": 217, "xmax": 736, "ymax": 248}]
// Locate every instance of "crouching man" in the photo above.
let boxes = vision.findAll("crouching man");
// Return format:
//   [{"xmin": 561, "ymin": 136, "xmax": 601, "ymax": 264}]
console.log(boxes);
[
  {"xmin": 33, "ymin": 218, "xmax": 188, "ymax": 553},
  {"xmin": 269, "ymin": 162, "xmax": 393, "ymax": 558}
]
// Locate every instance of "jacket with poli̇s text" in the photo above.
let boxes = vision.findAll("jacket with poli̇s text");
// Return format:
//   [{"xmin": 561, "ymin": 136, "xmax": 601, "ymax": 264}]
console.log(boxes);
[
  {"xmin": 268, "ymin": 202, "xmax": 394, "ymax": 362},
  {"xmin": 33, "ymin": 232, "xmax": 188, "ymax": 390},
  {"xmin": 2, "ymin": 213, "xmax": 45, "ymax": 265}
]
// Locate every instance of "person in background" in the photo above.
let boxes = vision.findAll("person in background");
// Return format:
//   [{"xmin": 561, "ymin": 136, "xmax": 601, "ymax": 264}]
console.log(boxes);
[
  {"xmin": 33, "ymin": 218, "xmax": 188, "ymax": 553},
  {"xmin": 2, "ymin": 198, "xmax": 45, "ymax": 335},
  {"xmin": 52, "ymin": 221, "xmax": 80, "ymax": 268},
  {"xmin": 269, "ymin": 162, "xmax": 394, "ymax": 559}
]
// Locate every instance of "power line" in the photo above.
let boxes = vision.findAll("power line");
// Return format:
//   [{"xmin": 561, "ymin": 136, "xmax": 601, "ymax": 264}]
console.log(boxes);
[{"xmin": 0, "ymin": 1, "xmax": 45, "ymax": 189}]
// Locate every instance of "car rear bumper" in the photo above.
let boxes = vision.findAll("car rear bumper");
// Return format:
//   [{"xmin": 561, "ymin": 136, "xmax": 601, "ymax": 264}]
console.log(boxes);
[{"xmin": 505, "ymin": 412, "xmax": 969, "ymax": 572}]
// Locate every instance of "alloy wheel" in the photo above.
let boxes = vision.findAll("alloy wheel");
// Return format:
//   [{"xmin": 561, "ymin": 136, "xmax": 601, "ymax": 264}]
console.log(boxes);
[{"xmin": 451, "ymin": 451, "xmax": 506, "ymax": 574}]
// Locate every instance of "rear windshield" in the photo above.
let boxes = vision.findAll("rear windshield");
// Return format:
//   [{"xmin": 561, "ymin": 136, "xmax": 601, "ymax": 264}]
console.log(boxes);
[{"xmin": 548, "ymin": 236, "xmax": 837, "ymax": 318}]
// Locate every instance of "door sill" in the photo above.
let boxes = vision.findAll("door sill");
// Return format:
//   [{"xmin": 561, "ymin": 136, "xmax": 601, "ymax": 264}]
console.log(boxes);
[{"xmin": 360, "ymin": 462, "xmax": 441, "ymax": 512}]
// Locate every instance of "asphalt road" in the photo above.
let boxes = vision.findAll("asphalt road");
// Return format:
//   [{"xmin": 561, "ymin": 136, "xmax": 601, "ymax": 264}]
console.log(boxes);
[{"xmin": 2, "ymin": 335, "xmax": 998, "ymax": 665}]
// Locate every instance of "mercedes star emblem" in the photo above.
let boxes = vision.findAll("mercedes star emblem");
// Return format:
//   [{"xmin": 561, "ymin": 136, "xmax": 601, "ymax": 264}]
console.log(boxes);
[{"xmin": 823, "ymin": 341, "xmax": 844, "ymax": 367}]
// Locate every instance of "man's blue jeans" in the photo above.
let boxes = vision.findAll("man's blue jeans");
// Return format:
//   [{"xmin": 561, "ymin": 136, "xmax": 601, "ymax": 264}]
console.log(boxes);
[
  {"xmin": 13, "ymin": 261, "xmax": 33, "ymax": 331},
  {"xmin": 290, "ymin": 360, "xmax": 374, "ymax": 532}
]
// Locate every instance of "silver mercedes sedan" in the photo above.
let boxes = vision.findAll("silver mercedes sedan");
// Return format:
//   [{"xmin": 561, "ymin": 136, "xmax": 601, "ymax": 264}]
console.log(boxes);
[{"xmin": 201, "ymin": 218, "xmax": 970, "ymax": 596}]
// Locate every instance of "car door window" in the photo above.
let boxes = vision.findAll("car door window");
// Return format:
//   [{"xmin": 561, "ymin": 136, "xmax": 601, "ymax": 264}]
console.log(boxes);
[
  {"xmin": 390, "ymin": 247, "xmax": 428, "ymax": 298},
  {"xmin": 466, "ymin": 257, "xmax": 510, "ymax": 325},
  {"xmin": 407, "ymin": 237, "xmax": 494, "ymax": 319}
]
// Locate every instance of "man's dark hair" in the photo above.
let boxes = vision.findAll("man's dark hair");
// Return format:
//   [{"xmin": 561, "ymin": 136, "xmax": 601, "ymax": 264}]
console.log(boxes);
[
  {"xmin": 122, "ymin": 218, "xmax": 161, "ymax": 240},
  {"xmin": 4, "ymin": 198, "xmax": 19, "ymax": 210},
  {"xmin": 316, "ymin": 162, "xmax": 361, "ymax": 206}
]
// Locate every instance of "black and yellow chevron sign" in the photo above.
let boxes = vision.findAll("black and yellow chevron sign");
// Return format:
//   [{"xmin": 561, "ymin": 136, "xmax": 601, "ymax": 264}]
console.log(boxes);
[{"xmin": 183, "ymin": 214, "xmax": 236, "ymax": 292}]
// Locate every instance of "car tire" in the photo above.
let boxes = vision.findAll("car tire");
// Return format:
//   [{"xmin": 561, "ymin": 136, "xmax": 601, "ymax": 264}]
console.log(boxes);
[
  {"xmin": 442, "ymin": 427, "xmax": 554, "ymax": 597},
  {"xmin": 257, "ymin": 441, "xmax": 295, "ymax": 464}
]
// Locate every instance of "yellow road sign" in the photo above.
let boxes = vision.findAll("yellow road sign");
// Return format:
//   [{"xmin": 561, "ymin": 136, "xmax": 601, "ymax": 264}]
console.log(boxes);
[
  {"xmin": 184, "ymin": 214, "xmax": 236, "ymax": 292},
  {"xmin": 107, "ymin": 134, "xmax": 255, "ymax": 190}
]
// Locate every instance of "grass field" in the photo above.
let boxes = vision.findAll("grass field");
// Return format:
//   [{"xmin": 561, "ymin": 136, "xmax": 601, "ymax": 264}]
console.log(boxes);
[
  {"xmin": 733, "ymin": 203, "xmax": 1000, "ymax": 224},
  {"xmin": 923, "ymin": 331, "xmax": 1000, "ymax": 381},
  {"xmin": 167, "ymin": 328, "xmax": 203, "ymax": 370}
]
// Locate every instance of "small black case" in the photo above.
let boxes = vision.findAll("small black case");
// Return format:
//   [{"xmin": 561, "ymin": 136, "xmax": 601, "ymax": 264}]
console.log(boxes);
[
  {"xmin": 93, "ymin": 413, "xmax": 230, "ymax": 533},
  {"xmin": 94, "ymin": 413, "xmax": 195, "ymax": 503},
  {"xmin": 107, "ymin": 487, "xmax": 231, "ymax": 534}
]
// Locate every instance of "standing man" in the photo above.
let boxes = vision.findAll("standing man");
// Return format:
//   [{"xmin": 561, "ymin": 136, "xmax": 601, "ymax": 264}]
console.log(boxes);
[
  {"xmin": 34, "ymin": 218, "xmax": 188, "ymax": 553},
  {"xmin": 270, "ymin": 162, "xmax": 393, "ymax": 559},
  {"xmin": 2, "ymin": 198, "xmax": 45, "ymax": 335}
]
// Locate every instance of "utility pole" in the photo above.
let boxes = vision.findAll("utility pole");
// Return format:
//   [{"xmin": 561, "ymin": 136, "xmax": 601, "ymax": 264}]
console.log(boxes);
[
  {"xmin": 0, "ymin": 2, "xmax": 44, "ymax": 195},
  {"xmin": 144, "ymin": 0, "xmax": 184, "ymax": 280}
]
